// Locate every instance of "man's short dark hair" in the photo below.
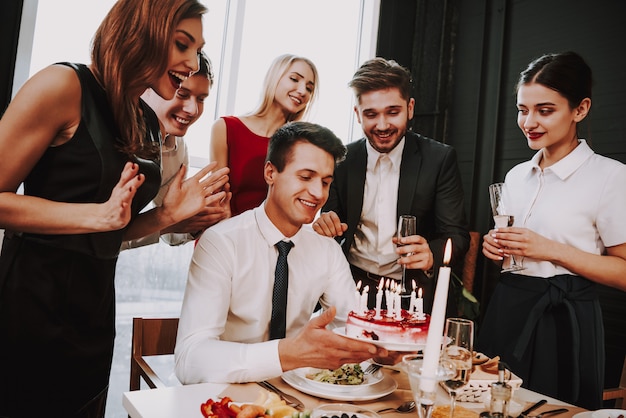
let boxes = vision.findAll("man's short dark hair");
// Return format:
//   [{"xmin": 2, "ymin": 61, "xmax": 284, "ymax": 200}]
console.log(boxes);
[
  {"xmin": 349, "ymin": 57, "xmax": 412, "ymax": 103},
  {"xmin": 266, "ymin": 121, "xmax": 346, "ymax": 172}
]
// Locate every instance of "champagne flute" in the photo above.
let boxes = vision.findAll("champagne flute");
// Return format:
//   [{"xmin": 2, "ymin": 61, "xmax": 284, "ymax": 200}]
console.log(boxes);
[
  {"xmin": 403, "ymin": 354, "xmax": 456, "ymax": 418},
  {"xmin": 442, "ymin": 318, "xmax": 474, "ymax": 418},
  {"xmin": 488, "ymin": 182, "xmax": 525, "ymax": 272},
  {"xmin": 397, "ymin": 215, "xmax": 417, "ymax": 295}
]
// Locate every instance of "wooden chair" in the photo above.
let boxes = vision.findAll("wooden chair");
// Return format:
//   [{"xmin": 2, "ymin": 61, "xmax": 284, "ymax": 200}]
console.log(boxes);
[
  {"xmin": 603, "ymin": 354, "xmax": 626, "ymax": 408},
  {"xmin": 129, "ymin": 317, "xmax": 179, "ymax": 391},
  {"xmin": 462, "ymin": 231, "xmax": 481, "ymax": 293}
]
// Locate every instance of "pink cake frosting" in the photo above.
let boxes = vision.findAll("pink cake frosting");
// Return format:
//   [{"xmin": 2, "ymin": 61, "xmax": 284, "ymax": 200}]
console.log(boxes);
[{"xmin": 346, "ymin": 309, "xmax": 430, "ymax": 345}]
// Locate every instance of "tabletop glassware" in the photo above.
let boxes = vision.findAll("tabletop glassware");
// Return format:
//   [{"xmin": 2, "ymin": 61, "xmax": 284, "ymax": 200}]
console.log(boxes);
[
  {"xmin": 403, "ymin": 355, "xmax": 456, "ymax": 418},
  {"xmin": 397, "ymin": 215, "xmax": 417, "ymax": 295},
  {"xmin": 441, "ymin": 318, "xmax": 474, "ymax": 418},
  {"xmin": 488, "ymin": 182, "xmax": 525, "ymax": 272}
]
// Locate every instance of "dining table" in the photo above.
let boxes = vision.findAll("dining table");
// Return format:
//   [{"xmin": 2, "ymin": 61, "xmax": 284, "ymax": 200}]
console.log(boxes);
[{"xmin": 123, "ymin": 365, "xmax": 588, "ymax": 418}]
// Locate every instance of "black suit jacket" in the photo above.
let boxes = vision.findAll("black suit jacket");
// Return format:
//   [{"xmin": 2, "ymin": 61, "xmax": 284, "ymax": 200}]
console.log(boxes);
[{"xmin": 323, "ymin": 131, "xmax": 470, "ymax": 314}]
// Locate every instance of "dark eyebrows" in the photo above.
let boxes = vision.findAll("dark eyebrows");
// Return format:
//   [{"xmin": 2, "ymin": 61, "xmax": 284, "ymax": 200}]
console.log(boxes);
[
  {"xmin": 176, "ymin": 29, "xmax": 205, "ymax": 48},
  {"xmin": 516, "ymin": 102, "xmax": 556, "ymax": 108},
  {"xmin": 291, "ymin": 71, "xmax": 315, "ymax": 87}
]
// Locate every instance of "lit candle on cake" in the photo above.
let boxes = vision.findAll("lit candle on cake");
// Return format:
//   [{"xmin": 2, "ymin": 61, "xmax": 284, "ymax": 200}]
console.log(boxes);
[
  {"xmin": 374, "ymin": 278, "xmax": 384, "ymax": 319},
  {"xmin": 419, "ymin": 238, "xmax": 452, "ymax": 392},
  {"xmin": 354, "ymin": 280, "xmax": 361, "ymax": 313},
  {"xmin": 409, "ymin": 280, "xmax": 417, "ymax": 313},
  {"xmin": 394, "ymin": 285, "xmax": 403, "ymax": 320},
  {"xmin": 416, "ymin": 287, "xmax": 424, "ymax": 318},
  {"xmin": 360, "ymin": 285, "xmax": 369, "ymax": 315},
  {"xmin": 385, "ymin": 279, "xmax": 393, "ymax": 317}
]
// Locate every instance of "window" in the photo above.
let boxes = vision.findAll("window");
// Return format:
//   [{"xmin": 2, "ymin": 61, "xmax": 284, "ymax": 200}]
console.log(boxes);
[{"xmin": 16, "ymin": 1, "xmax": 379, "ymax": 416}]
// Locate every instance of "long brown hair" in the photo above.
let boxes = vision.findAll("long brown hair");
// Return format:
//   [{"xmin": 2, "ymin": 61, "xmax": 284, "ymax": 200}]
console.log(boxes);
[{"xmin": 91, "ymin": 0, "xmax": 207, "ymax": 158}]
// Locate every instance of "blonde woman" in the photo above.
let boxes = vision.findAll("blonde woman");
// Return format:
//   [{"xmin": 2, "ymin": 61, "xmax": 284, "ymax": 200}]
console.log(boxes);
[{"xmin": 210, "ymin": 54, "xmax": 319, "ymax": 216}]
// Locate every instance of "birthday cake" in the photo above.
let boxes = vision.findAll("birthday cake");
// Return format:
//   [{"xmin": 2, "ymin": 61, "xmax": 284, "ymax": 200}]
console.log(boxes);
[{"xmin": 346, "ymin": 308, "xmax": 430, "ymax": 345}]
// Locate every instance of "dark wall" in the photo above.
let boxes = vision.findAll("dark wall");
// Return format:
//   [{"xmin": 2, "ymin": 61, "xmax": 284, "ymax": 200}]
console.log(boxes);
[{"xmin": 0, "ymin": 0, "xmax": 24, "ymax": 115}]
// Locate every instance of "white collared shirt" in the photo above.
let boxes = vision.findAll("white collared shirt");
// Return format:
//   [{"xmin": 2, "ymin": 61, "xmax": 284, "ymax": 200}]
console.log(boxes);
[
  {"xmin": 348, "ymin": 138, "xmax": 405, "ymax": 279},
  {"xmin": 174, "ymin": 204, "xmax": 356, "ymax": 384},
  {"xmin": 503, "ymin": 139, "xmax": 626, "ymax": 277}
]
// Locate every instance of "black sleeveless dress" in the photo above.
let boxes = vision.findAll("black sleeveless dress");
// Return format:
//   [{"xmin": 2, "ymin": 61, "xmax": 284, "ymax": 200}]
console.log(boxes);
[{"xmin": 0, "ymin": 63, "xmax": 161, "ymax": 416}]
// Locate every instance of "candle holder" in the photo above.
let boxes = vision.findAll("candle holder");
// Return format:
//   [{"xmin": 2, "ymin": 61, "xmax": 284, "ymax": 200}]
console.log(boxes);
[{"xmin": 403, "ymin": 355, "xmax": 456, "ymax": 418}]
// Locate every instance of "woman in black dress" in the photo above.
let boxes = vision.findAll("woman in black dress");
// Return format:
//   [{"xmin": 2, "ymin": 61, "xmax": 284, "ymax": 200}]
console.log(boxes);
[{"xmin": 0, "ymin": 1, "xmax": 229, "ymax": 416}]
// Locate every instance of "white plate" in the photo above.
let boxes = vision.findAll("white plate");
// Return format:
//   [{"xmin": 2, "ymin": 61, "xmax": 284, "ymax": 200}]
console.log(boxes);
[
  {"xmin": 282, "ymin": 368, "xmax": 398, "ymax": 401},
  {"xmin": 299, "ymin": 361, "xmax": 383, "ymax": 393},
  {"xmin": 333, "ymin": 326, "xmax": 426, "ymax": 352},
  {"xmin": 573, "ymin": 413, "xmax": 594, "ymax": 418},
  {"xmin": 591, "ymin": 409, "xmax": 626, "ymax": 418}
]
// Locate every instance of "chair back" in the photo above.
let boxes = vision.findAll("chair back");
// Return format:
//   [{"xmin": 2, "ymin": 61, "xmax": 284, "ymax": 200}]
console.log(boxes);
[
  {"xmin": 603, "ymin": 354, "xmax": 626, "ymax": 408},
  {"xmin": 129, "ymin": 317, "xmax": 179, "ymax": 391},
  {"xmin": 462, "ymin": 231, "xmax": 481, "ymax": 293}
]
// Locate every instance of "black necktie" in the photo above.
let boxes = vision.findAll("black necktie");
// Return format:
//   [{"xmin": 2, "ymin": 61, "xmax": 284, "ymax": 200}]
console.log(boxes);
[{"xmin": 269, "ymin": 240, "xmax": 294, "ymax": 340}]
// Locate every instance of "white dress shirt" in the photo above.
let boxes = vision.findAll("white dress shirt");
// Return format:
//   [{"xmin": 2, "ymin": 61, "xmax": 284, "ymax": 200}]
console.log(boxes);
[
  {"xmin": 348, "ymin": 138, "xmax": 405, "ymax": 279},
  {"xmin": 504, "ymin": 139, "xmax": 626, "ymax": 277},
  {"xmin": 174, "ymin": 204, "xmax": 356, "ymax": 384}
]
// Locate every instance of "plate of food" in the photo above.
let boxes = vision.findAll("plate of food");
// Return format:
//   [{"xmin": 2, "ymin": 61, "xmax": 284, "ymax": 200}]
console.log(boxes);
[
  {"xmin": 282, "ymin": 364, "xmax": 397, "ymax": 401},
  {"xmin": 332, "ymin": 327, "xmax": 426, "ymax": 352},
  {"xmin": 590, "ymin": 409, "xmax": 626, "ymax": 418},
  {"xmin": 298, "ymin": 362, "xmax": 383, "ymax": 393},
  {"xmin": 312, "ymin": 403, "xmax": 380, "ymax": 418}
]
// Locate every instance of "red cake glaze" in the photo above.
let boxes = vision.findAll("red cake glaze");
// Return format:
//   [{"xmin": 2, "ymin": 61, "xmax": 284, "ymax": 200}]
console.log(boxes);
[{"xmin": 346, "ymin": 309, "xmax": 430, "ymax": 345}]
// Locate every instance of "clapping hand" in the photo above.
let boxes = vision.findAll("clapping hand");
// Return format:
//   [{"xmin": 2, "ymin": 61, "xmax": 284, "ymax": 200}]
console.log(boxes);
[
  {"xmin": 159, "ymin": 162, "xmax": 230, "ymax": 227},
  {"xmin": 101, "ymin": 162, "xmax": 145, "ymax": 230}
]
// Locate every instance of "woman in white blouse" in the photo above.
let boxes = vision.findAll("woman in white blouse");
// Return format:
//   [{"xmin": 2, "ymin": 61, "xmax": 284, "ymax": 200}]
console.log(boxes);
[{"xmin": 478, "ymin": 51, "xmax": 626, "ymax": 410}]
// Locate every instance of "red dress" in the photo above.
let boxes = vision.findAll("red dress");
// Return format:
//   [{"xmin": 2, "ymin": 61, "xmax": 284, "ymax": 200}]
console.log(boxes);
[{"xmin": 223, "ymin": 116, "xmax": 269, "ymax": 215}]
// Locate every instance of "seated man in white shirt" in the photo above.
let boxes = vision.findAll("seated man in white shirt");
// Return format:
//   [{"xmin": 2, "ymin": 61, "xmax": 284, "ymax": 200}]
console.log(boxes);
[{"xmin": 175, "ymin": 121, "xmax": 387, "ymax": 384}]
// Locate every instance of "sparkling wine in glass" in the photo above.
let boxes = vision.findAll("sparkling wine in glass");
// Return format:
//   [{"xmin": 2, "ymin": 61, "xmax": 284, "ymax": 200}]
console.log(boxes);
[
  {"xmin": 442, "ymin": 318, "xmax": 474, "ymax": 418},
  {"xmin": 403, "ymin": 355, "xmax": 456, "ymax": 418},
  {"xmin": 489, "ymin": 182, "xmax": 525, "ymax": 272},
  {"xmin": 397, "ymin": 215, "xmax": 417, "ymax": 294}
]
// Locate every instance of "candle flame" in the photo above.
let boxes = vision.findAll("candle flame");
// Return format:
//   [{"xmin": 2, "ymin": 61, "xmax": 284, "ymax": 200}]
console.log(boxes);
[
  {"xmin": 412, "ymin": 279, "xmax": 416, "ymax": 290},
  {"xmin": 356, "ymin": 280, "xmax": 362, "ymax": 290},
  {"xmin": 363, "ymin": 285, "xmax": 369, "ymax": 293},
  {"xmin": 418, "ymin": 287, "xmax": 423, "ymax": 298},
  {"xmin": 385, "ymin": 278, "xmax": 390, "ymax": 289},
  {"xmin": 378, "ymin": 278, "xmax": 384, "ymax": 290},
  {"xmin": 443, "ymin": 238, "xmax": 452, "ymax": 265}
]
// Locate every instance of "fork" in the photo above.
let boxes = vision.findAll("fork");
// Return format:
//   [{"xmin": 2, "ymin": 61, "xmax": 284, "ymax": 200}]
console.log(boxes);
[{"xmin": 364, "ymin": 363, "xmax": 382, "ymax": 375}]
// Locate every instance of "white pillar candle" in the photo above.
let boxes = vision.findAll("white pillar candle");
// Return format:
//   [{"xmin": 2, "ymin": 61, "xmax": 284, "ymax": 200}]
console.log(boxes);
[
  {"xmin": 374, "ymin": 278, "xmax": 384, "ymax": 319},
  {"xmin": 419, "ymin": 238, "xmax": 452, "ymax": 392}
]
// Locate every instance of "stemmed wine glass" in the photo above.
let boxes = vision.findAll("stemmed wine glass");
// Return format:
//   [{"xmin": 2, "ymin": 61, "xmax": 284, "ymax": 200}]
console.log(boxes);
[
  {"xmin": 403, "ymin": 354, "xmax": 456, "ymax": 418},
  {"xmin": 442, "ymin": 318, "xmax": 474, "ymax": 418},
  {"xmin": 488, "ymin": 182, "xmax": 525, "ymax": 272},
  {"xmin": 397, "ymin": 215, "xmax": 417, "ymax": 296}
]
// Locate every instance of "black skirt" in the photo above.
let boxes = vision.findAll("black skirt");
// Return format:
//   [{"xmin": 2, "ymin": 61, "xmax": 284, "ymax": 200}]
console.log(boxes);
[
  {"xmin": 0, "ymin": 234, "xmax": 116, "ymax": 416},
  {"xmin": 476, "ymin": 273, "xmax": 604, "ymax": 410}
]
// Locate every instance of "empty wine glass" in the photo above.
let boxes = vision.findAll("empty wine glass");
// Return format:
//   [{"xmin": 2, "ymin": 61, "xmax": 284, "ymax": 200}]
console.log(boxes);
[
  {"xmin": 488, "ymin": 182, "xmax": 525, "ymax": 272},
  {"xmin": 397, "ymin": 215, "xmax": 417, "ymax": 295},
  {"xmin": 403, "ymin": 354, "xmax": 456, "ymax": 418},
  {"xmin": 442, "ymin": 318, "xmax": 474, "ymax": 418}
]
